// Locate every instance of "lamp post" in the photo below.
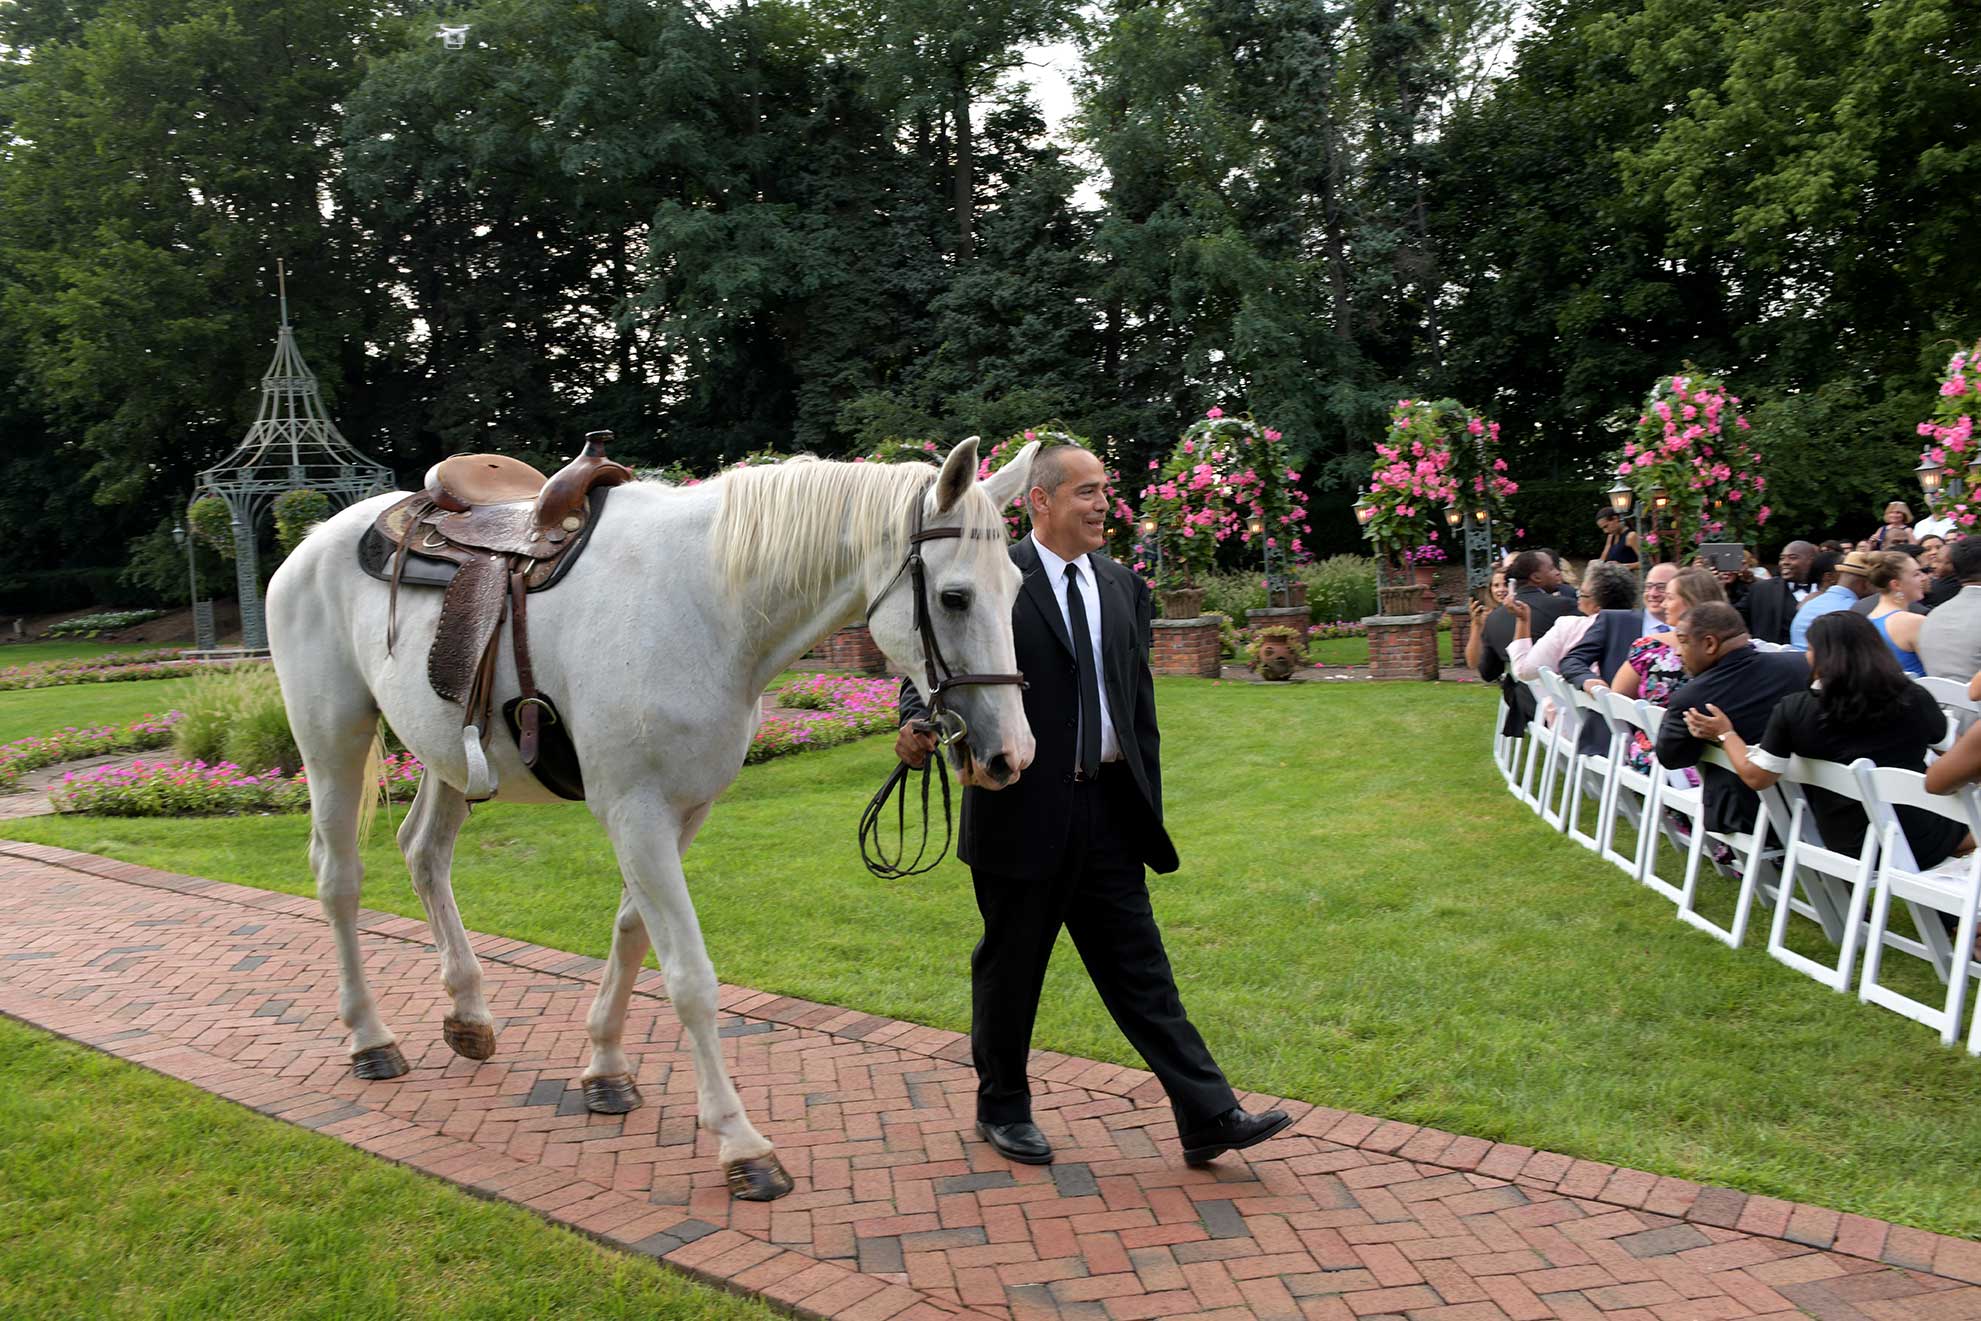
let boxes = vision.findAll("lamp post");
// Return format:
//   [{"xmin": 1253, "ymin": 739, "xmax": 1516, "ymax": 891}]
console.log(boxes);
[
  {"xmin": 173, "ymin": 519, "xmax": 215, "ymax": 652},
  {"xmin": 1248, "ymin": 512, "xmax": 1269, "ymax": 602},
  {"xmin": 1139, "ymin": 511, "xmax": 1161, "ymax": 585}
]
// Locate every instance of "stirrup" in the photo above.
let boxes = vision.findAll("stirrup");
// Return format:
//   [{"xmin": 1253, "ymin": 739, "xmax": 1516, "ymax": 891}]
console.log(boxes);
[{"xmin": 463, "ymin": 725, "xmax": 497, "ymax": 799}]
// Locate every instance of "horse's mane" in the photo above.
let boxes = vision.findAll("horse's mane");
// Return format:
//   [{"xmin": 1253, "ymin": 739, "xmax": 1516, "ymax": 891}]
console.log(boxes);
[{"xmin": 710, "ymin": 458, "xmax": 1007, "ymax": 606}]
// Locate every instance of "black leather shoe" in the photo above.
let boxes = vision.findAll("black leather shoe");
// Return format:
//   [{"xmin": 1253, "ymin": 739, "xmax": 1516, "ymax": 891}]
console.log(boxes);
[
  {"xmin": 976, "ymin": 1119, "xmax": 1053, "ymax": 1165},
  {"xmin": 1179, "ymin": 1106, "xmax": 1293, "ymax": 1167}
]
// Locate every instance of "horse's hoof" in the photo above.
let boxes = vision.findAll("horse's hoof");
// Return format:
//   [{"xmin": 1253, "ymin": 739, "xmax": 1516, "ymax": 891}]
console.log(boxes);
[
  {"xmin": 582, "ymin": 1074, "xmax": 642, "ymax": 1114},
  {"xmin": 351, "ymin": 1043, "xmax": 410, "ymax": 1080},
  {"xmin": 723, "ymin": 1154, "xmax": 794, "ymax": 1202},
  {"xmin": 442, "ymin": 1016, "xmax": 497, "ymax": 1061}
]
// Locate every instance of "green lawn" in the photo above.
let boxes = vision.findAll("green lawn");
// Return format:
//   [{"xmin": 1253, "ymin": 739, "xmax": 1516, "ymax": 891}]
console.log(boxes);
[
  {"xmin": 0, "ymin": 640, "xmax": 149, "ymax": 666},
  {"xmin": 0, "ymin": 676, "xmax": 203, "ymax": 744},
  {"xmin": 0, "ymin": 1019, "xmax": 772, "ymax": 1321},
  {"xmin": 6, "ymin": 676, "xmax": 1980, "ymax": 1242}
]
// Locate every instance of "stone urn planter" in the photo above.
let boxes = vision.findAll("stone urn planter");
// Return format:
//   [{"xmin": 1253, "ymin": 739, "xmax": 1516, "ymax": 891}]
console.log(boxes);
[
  {"xmin": 1378, "ymin": 584, "xmax": 1429, "ymax": 615},
  {"xmin": 1267, "ymin": 579, "xmax": 1308, "ymax": 610},
  {"xmin": 1159, "ymin": 587, "xmax": 1205, "ymax": 620}
]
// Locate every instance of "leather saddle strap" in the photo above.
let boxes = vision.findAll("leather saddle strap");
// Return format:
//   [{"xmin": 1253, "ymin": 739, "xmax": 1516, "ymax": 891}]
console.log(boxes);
[
  {"xmin": 386, "ymin": 495, "xmax": 430, "ymax": 656},
  {"xmin": 509, "ymin": 567, "xmax": 541, "ymax": 766},
  {"xmin": 463, "ymin": 566, "xmax": 509, "ymax": 741}
]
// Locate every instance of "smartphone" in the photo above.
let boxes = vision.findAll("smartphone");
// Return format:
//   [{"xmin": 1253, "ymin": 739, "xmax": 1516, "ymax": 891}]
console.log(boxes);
[
  {"xmin": 1471, "ymin": 582, "xmax": 1497, "ymax": 609},
  {"xmin": 1698, "ymin": 542, "xmax": 1745, "ymax": 573}
]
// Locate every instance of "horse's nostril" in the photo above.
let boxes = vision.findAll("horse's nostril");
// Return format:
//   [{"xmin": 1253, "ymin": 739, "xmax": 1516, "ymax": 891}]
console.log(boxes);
[{"xmin": 986, "ymin": 754, "xmax": 1012, "ymax": 782}]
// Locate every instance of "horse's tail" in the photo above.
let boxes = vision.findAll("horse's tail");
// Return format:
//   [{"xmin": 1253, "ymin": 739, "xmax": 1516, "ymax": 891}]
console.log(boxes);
[{"xmin": 356, "ymin": 725, "xmax": 389, "ymax": 842}]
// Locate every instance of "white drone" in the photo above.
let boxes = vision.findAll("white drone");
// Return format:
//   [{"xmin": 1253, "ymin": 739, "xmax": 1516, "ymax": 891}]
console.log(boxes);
[{"xmin": 436, "ymin": 24, "xmax": 471, "ymax": 48}]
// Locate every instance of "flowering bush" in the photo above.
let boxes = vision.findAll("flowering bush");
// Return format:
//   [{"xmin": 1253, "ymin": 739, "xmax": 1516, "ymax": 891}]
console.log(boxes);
[
  {"xmin": 1363, "ymin": 399, "xmax": 1516, "ymax": 559},
  {"xmin": 187, "ymin": 495, "xmax": 233, "ymax": 559},
  {"xmin": 52, "ymin": 751, "xmax": 424, "ymax": 817},
  {"xmin": 1915, "ymin": 340, "xmax": 1981, "ymax": 530},
  {"xmin": 0, "ymin": 711, "xmax": 184, "ymax": 790},
  {"xmin": 1136, "ymin": 409, "xmax": 1309, "ymax": 588},
  {"xmin": 751, "ymin": 674, "xmax": 901, "ymax": 763},
  {"xmin": 1613, "ymin": 370, "xmax": 1768, "ymax": 548},
  {"xmin": 0, "ymin": 651, "xmax": 264, "ymax": 692},
  {"xmin": 44, "ymin": 609, "xmax": 166, "ymax": 638}
]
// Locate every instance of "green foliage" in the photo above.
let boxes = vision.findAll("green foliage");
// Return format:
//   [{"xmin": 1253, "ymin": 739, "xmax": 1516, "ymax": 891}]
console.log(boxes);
[
  {"xmin": 172, "ymin": 665, "xmax": 298, "ymax": 774},
  {"xmin": 1298, "ymin": 555, "xmax": 1379, "ymax": 623},
  {"xmin": 185, "ymin": 498, "xmax": 233, "ymax": 560},
  {"xmin": 1196, "ymin": 572, "xmax": 1267, "ymax": 623},
  {"xmin": 271, "ymin": 490, "xmax": 332, "ymax": 559},
  {"xmin": 42, "ymin": 609, "xmax": 162, "ymax": 637}
]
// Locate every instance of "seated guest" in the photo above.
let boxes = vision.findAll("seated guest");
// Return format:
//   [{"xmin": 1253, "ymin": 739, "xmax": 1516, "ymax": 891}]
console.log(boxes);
[
  {"xmin": 1920, "ymin": 535, "xmax": 1961, "ymax": 609},
  {"xmin": 1462, "ymin": 564, "xmax": 1512, "ymax": 671},
  {"xmin": 1476, "ymin": 550, "xmax": 1579, "ymax": 737},
  {"xmin": 1560, "ymin": 561, "xmax": 1669, "ymax": 699},
  {"xmin": 1917, "ymin": 535, "xmax": 1981, "ymax": 679},
  {"xmin": 1852, "ymin": 545, "xmax": 1929, "ymax": 616},
  {"xmin": 1864, "ymin": 552, "xmax": 1928, "ymax": 674},
  {"xmin": 1741, "ymin": 540, "xmax": 1819, "ymax": 645},
  {"xmin": 1596, "ymin": 508, "xmax": 1641, "ymax": 565},
  {"xmin": 1788, "ymin": 550, "xmax": 1874, "ymax": 649},
  {"xmin": 1515, "ymin": 560, "xmax": 1640, "ymax": 685},
  {"xmin": 1687, "ymin": 612, "xmax": 1966, "ymax": 866},
  {"xmin": 1545, "ymin": 549, "xmax": 1579, "ymax": 604},
  {"xmin": 1656, "ymin": 602, "xmax": 1811, "ymax": 834},
  {"xmin": 1868, "ymin": 501, "xmax": 1916, "ymax": 549},
  {"xmin": 1606, "ymin": 568, "xmax": 1726, "ymax": 770}
]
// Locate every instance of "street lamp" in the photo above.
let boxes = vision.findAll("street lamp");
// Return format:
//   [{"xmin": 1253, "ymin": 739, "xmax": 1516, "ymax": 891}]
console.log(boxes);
[
  {"xmin": 1138, "ymin": 511, "xmax": 1161, "ymax": 583},
  {"xmin": 1607, "ymin": 480, "xmax": 1634, "ymax": 515},
  {"xmin": 1916, "ymin": 456, "xmax": 1945, "ymax": 498},
  {"xmin": 1353, "ymin": 494, "xmax": 1375, "ymax": 528},
  {"xmin": 1443, "ymin": 503, "xmax": 1463, "ymax": 528},
  {"xmin": 1650, "ymin": 485, "xmax": 1671, "ymax": 513}
]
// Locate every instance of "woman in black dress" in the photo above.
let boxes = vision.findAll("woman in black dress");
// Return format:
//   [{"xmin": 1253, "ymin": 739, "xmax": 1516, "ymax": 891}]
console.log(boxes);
[
  {"xmin": 1595, "ymin": 506, "xmax": 1641, "ymax": 566},
  {"xmin": 1682, "ymin": 611, "xmax": 1968, "ymax": 866}
]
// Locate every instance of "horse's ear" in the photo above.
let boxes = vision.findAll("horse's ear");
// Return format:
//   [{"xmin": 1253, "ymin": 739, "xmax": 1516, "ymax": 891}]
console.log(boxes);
[
  {"xmin": 932, "ymin": 436, "xmax": 982, "ymax": 514},
  {"xmin": 981, "ymin": 440, "xmax": 1039, "ymax": 515}
]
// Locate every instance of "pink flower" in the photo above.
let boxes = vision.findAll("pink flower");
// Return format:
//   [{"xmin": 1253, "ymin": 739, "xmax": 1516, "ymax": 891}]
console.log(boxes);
[{"xmin": 1207, "ymin": 407, "xmax": 1224, "ymax": 419}]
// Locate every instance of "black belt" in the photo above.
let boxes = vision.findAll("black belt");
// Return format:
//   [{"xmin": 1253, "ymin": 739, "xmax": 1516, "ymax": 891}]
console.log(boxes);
[{"xmin": 1072, "ymin": 760, "xmax": 1126, "ymax": 785}]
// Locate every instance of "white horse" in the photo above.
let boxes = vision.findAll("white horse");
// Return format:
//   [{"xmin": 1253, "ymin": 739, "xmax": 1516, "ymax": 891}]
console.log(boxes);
[{"xmin": 266, "ymin": 438, "xmax": 1037, "ymax": 1200}]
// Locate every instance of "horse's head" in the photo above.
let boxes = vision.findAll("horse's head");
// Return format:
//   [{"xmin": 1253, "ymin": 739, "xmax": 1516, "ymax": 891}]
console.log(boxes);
[{"xmin": 867, "ymin": 438, "xmax": 1038, "ymax": 790}]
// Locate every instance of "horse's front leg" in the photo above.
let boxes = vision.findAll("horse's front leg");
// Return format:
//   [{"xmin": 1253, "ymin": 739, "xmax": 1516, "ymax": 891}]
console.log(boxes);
[
  {"xmin": 596, "ymin": 792, "xmax": 789, "ymax": 1201},
  {"xmin": 580, "ymin": 804, "xmax": 713, "ymax": 1115}
]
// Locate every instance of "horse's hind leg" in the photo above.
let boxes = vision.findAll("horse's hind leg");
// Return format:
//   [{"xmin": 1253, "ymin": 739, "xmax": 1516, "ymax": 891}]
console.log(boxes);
[
  {"xmin": 398, "ymin": 775, "xmax": 495, "ymax": 1061},
  {"xmin": 295, "ymin": 694, "xmax": 406, "ymax": 1080},
  {"xmin": 580, "ymin": 804, "xmax": 713, "ymax": 1114},
  {"xmin": 596, "ymin": 792, "xmax": 790, "ymax": 1201}
]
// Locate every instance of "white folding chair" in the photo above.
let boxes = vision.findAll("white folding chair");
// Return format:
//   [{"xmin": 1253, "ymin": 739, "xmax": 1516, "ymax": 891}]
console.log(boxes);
[
  {"xmin": 1513, "ymin": 679, "xmax": 1551, "ymax": 812},
  {"xmin": 1676, "ymin": 745, "xmax": 1786, "ymax": 949},
  {"xmin": 1913, "ymin": 676, "xmax": 1981, "ymax": 746},
  {"xmin": 1638, "ymin": 708, "xmax": 1779, "ymax": 933},
  {"xmin": 1594, "ymin": 691, "xmax": 1660, "ymax": 882},
  {"xmin": 1539, "ymin": 670, "xmax": 1611, "ymax": 851},
  {"xmin": 1529, "ymin": 674, "xmax": 1583, "ymax": 831},
  {"xmin": 1763, "ymin": 756, "xmax": 1879, "ymax": 988},
  {"xmin": 1855, "ymin": 765, "xmax": 1981, "ymax": 1050}
]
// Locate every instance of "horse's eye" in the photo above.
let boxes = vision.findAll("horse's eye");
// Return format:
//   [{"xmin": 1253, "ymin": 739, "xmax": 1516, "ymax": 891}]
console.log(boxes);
[{"xmin": 940, "ymin": 588, "xmax": 971, "ymax": 611}]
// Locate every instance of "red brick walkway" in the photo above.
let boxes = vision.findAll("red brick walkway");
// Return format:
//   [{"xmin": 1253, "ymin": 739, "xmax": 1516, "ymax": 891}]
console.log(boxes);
[{"xmin": 1, "ymin": 841, "xmax": 1976, "ymax": 1321}]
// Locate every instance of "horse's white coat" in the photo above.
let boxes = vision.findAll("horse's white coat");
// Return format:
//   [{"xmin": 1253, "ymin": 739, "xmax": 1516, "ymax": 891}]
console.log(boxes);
[{"xmin": 267, "ymin": 440, "xmax": 1037, "ymax": 1174}]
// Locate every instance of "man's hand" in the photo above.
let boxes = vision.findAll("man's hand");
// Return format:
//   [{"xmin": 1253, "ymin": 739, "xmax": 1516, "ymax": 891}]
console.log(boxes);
[
  {"xmin": 1508, "ymin": 598, "xmax": 1531, "ymax": 625},
  {"xmin": 1581, "ymin": 678, "xmax": 1608, "ymax": 695},
  {"xmin": 1683, "ymin": 704, "xmax": 1734, "ymax": 742},
  {"xmin": 895, "ymin": 721, "xmax": 938, "ymax": 768}
]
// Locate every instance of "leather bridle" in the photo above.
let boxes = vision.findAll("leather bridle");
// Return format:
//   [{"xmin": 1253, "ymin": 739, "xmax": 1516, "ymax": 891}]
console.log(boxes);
[{"xmin": 857, "ymin": 484, "xmax": 1027, "ymax": 879}]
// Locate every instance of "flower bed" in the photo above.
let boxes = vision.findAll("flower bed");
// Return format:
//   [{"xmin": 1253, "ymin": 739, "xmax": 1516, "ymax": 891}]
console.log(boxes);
[
  {"xmin": 751, "ymin": 674, "xmax": 900, "ymax": 763},
  {"xmin": 51, "ymin": 751, "xmax": 424, "ymax": 817},
  {"xmin": 0, "ymin": 652, "xmax": 265, "ymax": 692},
  {"xmin": 0, "ymin": 712, "xmax": 184, "ymax": 790},
  {"xmin": 44, "ymin": 609, "xmax": 167, "ymax": 638}
]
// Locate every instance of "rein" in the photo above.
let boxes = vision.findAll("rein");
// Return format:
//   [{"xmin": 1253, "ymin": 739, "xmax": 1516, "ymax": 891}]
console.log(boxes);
[{"xmin": 857, "ymin": 486, "xmax": 1026, "ymax": 879}]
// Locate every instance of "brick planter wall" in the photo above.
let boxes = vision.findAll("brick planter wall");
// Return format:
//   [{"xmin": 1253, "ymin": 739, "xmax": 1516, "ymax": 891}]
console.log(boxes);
[
  {"xmin": 1364, "ymin": 612, "xmax": 1440, "ymax": 681},
  {"xmin": 1245, "ymin": 605, "xmax": 1308, "ymax": 634},
  {"xmin": 805, "ymin": 624, "xmax": 887, "ymax": 674},
  {"xmin": 1150, "ymin": 617, "xmax": 1221, "ymax": 678},
  {"xmin": 1448, "ymin": 605, "xmax": 1472, "ymax": 666}
]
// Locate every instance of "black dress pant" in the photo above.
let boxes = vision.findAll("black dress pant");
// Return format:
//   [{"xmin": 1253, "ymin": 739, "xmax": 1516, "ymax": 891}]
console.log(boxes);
[{"xmin": 968, "ymin": 765, "xmax": 1235, "ymax": 1131}]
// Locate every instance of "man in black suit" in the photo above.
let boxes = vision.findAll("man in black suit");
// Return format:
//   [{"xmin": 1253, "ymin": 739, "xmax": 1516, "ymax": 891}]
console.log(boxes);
[
  {"xmin": 1740, "ymin": 540, "xmax": 1818, "ymax": 645},
  {"xmin": 1477, "ymin": 550, "xmax": 1579, "ymax": 736},
  {"xmin": 1656, "ymin": 602, "xmax": 1810, "ymax": 833},
  {"xmin": 895, "ymin": 442, "xmax": 1288, "ymax": 1170}
]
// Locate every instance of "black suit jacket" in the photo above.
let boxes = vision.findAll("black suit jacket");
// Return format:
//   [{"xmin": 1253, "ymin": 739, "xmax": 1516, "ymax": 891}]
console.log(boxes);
[
  {"xmin": 1559, "ymin": 610, "xmax": 1641, "ymax": 692},
  {"xmin": 900, "ymin": 538, "xmax": 1176, "ymax": 879},
  {"xmin": 1657, "ymin": 647, "xmax": 1811, "ymax": 833},
  {"xmin": 1740, "ymin": 577, "xmax": 1801, "ymax": 646},
  {"xmin": 1478, "ymin": 586, "xmax": 1579, "ymax": 736}
]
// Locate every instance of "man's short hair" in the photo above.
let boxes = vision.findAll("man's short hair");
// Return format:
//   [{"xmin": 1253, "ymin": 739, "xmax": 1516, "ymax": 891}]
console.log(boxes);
[
  {"xmin": 1506, "ymin": 550, "xmax": 1550, "ymax": 583},
  {"xmin": 1950, "ymin": 536, "xmax": 1981, "ymax": 584},
  {"xmin": 1682, "ymin": 601, "xmax": 1747, "ymax": 642},
  {"xmin": 1809, "ymin": 550, "xmax": 1842, "ymax": 581},
  {"xmin": 1028, "ymin": 442, "xmax": 1093, "ymax": 497}
]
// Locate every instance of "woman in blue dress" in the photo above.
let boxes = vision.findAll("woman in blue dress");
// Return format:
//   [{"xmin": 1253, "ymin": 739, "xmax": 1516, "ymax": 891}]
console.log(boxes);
[{"xmin": 1864, "ymin": 551, "xmax": 1927, "ymax": 676}]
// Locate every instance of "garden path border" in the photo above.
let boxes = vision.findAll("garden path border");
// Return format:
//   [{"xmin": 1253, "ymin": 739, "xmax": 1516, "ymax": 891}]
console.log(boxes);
[{"xmin": 1, "ymin": 840, "xmax": 1975, "ymax": 1321}]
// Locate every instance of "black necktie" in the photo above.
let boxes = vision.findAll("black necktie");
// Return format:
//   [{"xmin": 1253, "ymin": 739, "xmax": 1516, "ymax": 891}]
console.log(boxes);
[{"xmin": 1065, "ymin": 564, "xmax": 1102, "ymax": 779}]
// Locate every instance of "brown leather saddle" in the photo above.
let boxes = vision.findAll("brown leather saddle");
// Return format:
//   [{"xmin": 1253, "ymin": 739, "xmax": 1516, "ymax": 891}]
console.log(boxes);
[{"xmin": 360, "ymin": 431, "xmax": 633, "ymax": 801}]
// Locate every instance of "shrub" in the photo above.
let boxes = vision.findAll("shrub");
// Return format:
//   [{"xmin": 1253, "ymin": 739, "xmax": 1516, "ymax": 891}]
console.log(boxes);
[
  {"xmin": 1197, "ymin": 571, "xmax": 1267, "ymax": 623},
  {"xmin": 44, "ymin": 609, "xmax": 166, "ymax": 637},
  {"xmin": 174, "ymin": 665, "xmax": 301, "ymax": 773},
  {"xmin": 1299, "ymin": 555, "xmax": 1378, "ymax": 623},
  {"xmin": 187, "ymin": 496, "xmax": 235, "ymax": 559},
  {"xmin": 272, "ymin": 489, "xmax": 334, "ymax": 557}
]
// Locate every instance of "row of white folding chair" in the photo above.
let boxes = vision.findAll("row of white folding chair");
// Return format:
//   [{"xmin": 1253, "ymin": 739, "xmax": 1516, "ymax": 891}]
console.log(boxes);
[
  {"xmin": 1490, "ymin": 672, "xmax": 1981, "ymax": 1052},
  {"xmin": 1915, "ymin": 675, "xmax": 1981, "ymax": 748}
]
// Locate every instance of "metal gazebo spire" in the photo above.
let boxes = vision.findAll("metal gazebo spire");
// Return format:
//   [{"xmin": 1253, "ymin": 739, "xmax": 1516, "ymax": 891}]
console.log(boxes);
[{"xmin": 195, "ymin": 260, "xmax": 394, "ymax": 650}]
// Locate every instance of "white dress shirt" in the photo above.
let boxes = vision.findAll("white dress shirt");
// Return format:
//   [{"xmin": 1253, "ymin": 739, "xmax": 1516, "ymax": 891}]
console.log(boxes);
[{"xmin": 1031, "ymin": 534, "xmax": 1122, "ymax": 763}]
